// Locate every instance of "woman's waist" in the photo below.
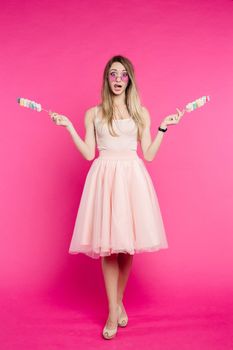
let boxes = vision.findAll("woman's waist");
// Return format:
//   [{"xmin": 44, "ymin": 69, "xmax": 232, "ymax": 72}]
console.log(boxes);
[{"xmin": 98, "ymin": 149, "xmax": 139, "ymax": 159}]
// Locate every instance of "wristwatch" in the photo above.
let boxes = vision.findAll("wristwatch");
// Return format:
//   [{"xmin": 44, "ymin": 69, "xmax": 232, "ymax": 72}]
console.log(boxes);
[{"xmin": 158, "ymin": 125, "xmax": 167, "ymax": 132}]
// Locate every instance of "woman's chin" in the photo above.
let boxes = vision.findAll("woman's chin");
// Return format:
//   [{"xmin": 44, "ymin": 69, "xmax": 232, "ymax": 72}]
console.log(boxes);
[{"xmin": 111, "ymin": 89, "xmax": 124, "ymax": 95}]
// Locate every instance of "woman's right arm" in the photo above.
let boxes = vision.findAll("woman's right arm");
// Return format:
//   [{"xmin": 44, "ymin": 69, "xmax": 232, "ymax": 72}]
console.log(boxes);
[
  {"xmin": 67, "ymin": 108, "xmax": 96, "ymax": 161},
  {"xmin": 51, "ymin": 107, "xmax": 96, "ymax": 161}
]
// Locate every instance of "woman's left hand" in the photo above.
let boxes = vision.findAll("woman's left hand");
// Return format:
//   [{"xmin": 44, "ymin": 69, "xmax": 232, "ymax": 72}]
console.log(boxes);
[{"xmin": 161, "ymin": 108, "xmax": 186, "ymax": 127}]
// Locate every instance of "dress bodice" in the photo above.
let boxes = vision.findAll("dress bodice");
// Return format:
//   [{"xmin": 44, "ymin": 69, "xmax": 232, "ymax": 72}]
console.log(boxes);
[{"xmin": 93, "ymin": 106, "xmax": 138, "ymax": 151}]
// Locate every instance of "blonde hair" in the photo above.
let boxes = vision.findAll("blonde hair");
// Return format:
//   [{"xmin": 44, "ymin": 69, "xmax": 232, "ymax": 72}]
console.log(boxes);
[{"xmin": 99, "ymin": 55, "xmax": 145, "ymax": 140}]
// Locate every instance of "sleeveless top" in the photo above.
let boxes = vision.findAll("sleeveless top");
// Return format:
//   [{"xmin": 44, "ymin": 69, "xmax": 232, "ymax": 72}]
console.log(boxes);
[{"xmin": 93, "ymin": 105, "xmax": 138, "ymax": 151}]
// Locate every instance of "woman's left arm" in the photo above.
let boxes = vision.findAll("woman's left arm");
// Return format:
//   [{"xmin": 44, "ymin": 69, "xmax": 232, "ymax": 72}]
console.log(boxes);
[{"xmin": 140, "ymin": 106, "xmax": 185, "ymax": 162}]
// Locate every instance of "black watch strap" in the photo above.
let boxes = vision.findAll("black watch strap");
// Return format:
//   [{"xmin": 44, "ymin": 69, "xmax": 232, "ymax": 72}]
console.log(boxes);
[{"xmin": 158, "ymin": 126, "xmax": 167, "ymax": 132}]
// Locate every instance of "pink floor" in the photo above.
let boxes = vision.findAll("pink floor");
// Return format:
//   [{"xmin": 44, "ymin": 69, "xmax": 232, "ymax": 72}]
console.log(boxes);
[{"xmin": 1, "ymin": 290, "xmax": 232, "ymax": 349}]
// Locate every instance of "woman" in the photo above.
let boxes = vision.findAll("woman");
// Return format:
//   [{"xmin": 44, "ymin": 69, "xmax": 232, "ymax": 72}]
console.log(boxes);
[{"xmin": 50, "ymin": 55, "xmax": 185, "ymax": 340}]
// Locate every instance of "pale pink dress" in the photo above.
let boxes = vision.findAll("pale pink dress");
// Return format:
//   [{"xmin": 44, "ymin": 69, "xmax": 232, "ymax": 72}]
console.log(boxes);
[{"xmin": 68, "ymin": 105, "xmax": 168, "ymax": 259}]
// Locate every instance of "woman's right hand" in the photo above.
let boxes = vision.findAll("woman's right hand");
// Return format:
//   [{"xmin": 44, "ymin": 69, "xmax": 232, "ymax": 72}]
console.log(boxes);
[{"xmin": 49, "ymin": 111, "xmax": 73, "ymax": 129}]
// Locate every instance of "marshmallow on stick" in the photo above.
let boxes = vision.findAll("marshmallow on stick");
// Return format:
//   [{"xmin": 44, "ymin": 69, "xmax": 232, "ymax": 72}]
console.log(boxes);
[
  {"xmin": 185, "ymin": 95, "xmax": 210, "ymax": 112},
  {"xmin": 17, "ymin": 97, "xmax": 49, "ymax": 113}
]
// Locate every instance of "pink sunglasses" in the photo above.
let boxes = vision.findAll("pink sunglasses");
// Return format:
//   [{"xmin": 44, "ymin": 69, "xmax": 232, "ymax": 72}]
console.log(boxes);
[{"xmin": 108, "ymin": 71, "xmax": 129, "ymax": 82}]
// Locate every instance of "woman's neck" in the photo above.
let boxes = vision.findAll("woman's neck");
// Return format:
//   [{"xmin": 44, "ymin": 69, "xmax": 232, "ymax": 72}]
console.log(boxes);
[{"xmin": 112, "ymin": 92, "xmax": 126, "ymax": 107}]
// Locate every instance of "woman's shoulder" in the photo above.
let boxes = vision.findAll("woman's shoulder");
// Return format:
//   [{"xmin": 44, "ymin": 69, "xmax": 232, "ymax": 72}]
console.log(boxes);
[
  {"xmin": 93, "ymin": 104, "xmax": 103, "ymax": 121},
  {"xmin": 85, "ymin": 104, "xmax": 99, "ymax": 114},
  {"xmin": 141, "ymin": 105, "xmax": 149, "ymax": 114},
  {"xmin": 84, "ymin": 105, "xmax": 101, "ymax": 123},
  {"xmin": 141, "ymin": 105, "xmax": 151, "ymax": 122}
]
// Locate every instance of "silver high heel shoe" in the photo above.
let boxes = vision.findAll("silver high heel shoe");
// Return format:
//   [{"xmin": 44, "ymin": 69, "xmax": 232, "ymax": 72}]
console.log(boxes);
[
  {"xmin": 117, "ymin": 303, "xmax": 128, "ymax": 327},
  {"xmin": 102, "ymin": 319, "xmax": 118, "ymax": 339}
]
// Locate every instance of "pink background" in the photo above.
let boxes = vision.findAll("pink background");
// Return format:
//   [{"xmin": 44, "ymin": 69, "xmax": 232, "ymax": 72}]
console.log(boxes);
[{"xmin": 0, "ymin": 0, "xmax": 232, "ymax": 348}]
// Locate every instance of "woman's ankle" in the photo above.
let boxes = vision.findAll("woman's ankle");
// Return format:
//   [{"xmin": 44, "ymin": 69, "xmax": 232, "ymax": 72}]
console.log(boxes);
[
  {"xmin": 117, "ymin": 296, "xmax": 123, "ymax": 305},
  {"xmin": 109, "ymin": 303, "xmax": 118, "ymax": 313}
]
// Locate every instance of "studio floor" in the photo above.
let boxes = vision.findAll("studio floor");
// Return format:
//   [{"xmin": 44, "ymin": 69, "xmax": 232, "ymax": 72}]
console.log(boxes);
[{"xmin": 1, "ymin": 290, "xmax": 232, "ymax": 350}]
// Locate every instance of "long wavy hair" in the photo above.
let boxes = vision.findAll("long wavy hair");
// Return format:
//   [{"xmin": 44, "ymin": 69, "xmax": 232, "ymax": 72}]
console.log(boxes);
[{"xmin": 99, "ymin": 55, "xmax": 145, "ymax": 140}]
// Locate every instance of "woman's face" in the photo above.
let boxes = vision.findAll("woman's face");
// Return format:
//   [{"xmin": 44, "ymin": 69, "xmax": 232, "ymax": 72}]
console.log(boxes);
[{"xmin": 108, "ymin": 62, "xmax": 129, "ymax": 95}]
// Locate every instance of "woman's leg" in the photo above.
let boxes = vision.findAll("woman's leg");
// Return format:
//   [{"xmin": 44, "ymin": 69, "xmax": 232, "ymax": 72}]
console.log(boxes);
[
  {"xmin": 101, "ymin": 253, "xmax": 119, "ymax": 328},
  {"xmin": 117, "ymin": 253, "xmax": 134, "ymax": 304}
]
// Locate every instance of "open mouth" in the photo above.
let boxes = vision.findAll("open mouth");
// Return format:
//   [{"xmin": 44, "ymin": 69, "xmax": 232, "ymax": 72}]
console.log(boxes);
[{"xmin": 114, "ymin": 84, "xmax": 123, "ymax": 89}]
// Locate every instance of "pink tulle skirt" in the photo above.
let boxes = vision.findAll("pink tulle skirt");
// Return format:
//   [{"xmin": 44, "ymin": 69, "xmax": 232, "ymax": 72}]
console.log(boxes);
[{"xmin": 69, "ymin": 149, "xmax": 168, "ymax": 259}]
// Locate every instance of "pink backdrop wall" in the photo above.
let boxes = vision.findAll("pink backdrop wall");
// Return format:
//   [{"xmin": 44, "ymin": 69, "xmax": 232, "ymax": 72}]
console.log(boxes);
[{"xmin": 0, "ymin": 0, "xmax": 232, "ymax": 348}]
